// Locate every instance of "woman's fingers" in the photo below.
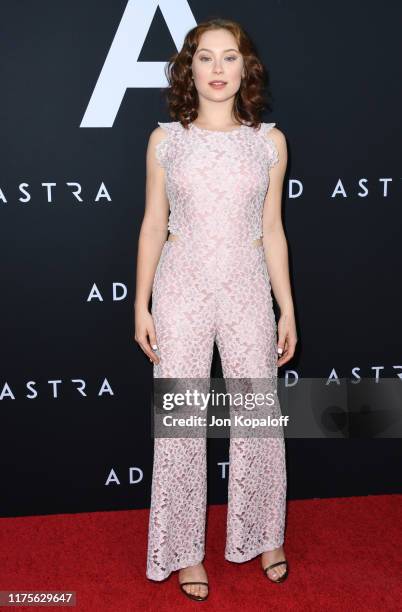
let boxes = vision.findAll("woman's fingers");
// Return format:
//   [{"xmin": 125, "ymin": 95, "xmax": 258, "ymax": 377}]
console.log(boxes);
[
  {"xmin": 136, "ymin": 322, "xmax": 160, "ymax": 363},
  {"xmin": 148, "ymin": 328, "xmax": 159, "ymax": 353},
  {"xmin": 145, "ymin": 322, "xmax": 160, "ymax": 364},
  {"xmin": 134, "ymin": 312, "xmax": 160, "ymax": 364},
  {"xmin": 277, "ymin": 334, "xmax": 297, "ymax": 366},
  {"xmin": 137, "ymin": 335, "xmax": 160, "ymax": 363}
]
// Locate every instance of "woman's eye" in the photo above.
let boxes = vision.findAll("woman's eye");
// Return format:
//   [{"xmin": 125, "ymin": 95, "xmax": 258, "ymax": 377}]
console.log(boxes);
[{"xmin": 199, "ymin": 55, "xmax": 238, "ymax": 62}]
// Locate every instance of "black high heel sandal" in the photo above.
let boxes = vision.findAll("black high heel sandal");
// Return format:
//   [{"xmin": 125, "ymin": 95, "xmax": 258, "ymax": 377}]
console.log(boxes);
[
  {"xmin": 263, "ymin": 559, "xmax": 289, "ymax": 583},
  {"xmin": 179, "ymin": 581, "xmax": 209, "ymax": 601}
]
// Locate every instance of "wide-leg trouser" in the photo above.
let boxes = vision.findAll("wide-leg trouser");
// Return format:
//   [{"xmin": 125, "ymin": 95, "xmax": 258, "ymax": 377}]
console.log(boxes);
[{"xmin": 146, "ymin": 237, "xmax": 287, "ymax": 581}]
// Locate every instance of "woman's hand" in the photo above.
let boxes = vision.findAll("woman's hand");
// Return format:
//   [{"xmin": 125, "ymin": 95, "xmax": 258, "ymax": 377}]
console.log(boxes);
[
  {"xmin": 277, "ymin": 310, "xmax": 297, "ymax": 367},
  {"xmin": 134, "ymin": 305, "xmax": 160, "ymax": 365}
]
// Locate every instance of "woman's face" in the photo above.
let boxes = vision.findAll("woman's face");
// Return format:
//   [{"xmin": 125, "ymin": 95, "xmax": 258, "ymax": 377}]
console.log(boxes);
[{"xmin": 191, "ymin": 29, "xmax": 245, "ymax": 103}]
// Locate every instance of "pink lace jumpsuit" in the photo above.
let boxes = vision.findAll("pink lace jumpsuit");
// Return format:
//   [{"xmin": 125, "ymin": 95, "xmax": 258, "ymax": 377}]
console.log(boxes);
[{"xmin": 146, "ymin": 120, "xmax": 287, "ymax": 581}]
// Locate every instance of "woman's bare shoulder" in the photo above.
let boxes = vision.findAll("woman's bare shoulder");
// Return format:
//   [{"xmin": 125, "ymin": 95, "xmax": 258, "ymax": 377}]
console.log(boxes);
[
  {"xmin": 149, "ymin": 124, "xmax": 168, "ymax": 145},
  {"xmin": 266, "ymin": 124, "xmax": 286, "ymax": 145}
]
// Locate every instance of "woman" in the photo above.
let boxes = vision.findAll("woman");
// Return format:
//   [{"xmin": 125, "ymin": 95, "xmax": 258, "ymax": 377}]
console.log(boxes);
[{"xmin": 135, "ymin": 18, "xmax": 297, "ymax": 602}]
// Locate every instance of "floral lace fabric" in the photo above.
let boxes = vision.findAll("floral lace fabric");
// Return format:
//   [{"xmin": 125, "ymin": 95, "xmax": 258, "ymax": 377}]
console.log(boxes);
[
  {"xmin": 154, "ymin": 121, "xmax": 279, "ymax": 242},
  {"xmin": 146, "ymin": 120, "xmax": 286, "ymax": 581}
]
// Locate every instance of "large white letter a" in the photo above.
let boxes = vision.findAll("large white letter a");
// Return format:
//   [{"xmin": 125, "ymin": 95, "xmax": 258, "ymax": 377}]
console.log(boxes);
[{"xmin": 80, "ymin": 0, "xmax": 197, "ymax": 127}]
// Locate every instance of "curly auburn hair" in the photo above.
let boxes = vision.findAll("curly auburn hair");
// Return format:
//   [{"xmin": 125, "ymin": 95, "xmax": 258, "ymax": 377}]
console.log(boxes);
[{"xmin": 159, "ymin": 17, "xmax": 273, "ymax": 130}]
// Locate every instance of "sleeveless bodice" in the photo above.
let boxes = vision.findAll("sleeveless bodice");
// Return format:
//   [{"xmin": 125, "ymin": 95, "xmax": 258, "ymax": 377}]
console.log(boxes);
[{"xmin": 155, "ymin": 121, "xmax": 279, "ymax": 244}]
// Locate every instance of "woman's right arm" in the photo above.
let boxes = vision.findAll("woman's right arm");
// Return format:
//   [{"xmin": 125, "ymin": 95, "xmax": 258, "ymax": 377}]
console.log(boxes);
[{"xmin": 134, "ymin": 126, "xmax": 169, "ymax": 364}]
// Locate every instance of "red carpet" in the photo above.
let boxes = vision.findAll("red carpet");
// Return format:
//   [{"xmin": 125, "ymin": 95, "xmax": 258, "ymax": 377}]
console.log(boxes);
[{"xmin": 1, "ymin": 495, "xmax": 401, "ymax": 611}]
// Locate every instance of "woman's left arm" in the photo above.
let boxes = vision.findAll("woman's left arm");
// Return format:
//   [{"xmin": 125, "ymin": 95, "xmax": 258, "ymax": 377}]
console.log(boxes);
[{"xmin": 262, "ymin": 128, "xmax": 298, "ymax": 367}]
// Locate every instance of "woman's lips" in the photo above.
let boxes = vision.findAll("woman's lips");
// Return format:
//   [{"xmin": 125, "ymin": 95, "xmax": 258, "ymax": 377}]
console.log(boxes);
[{"xmin": 209, "ymin": 81, "xmax": 227, "ymax": 89}]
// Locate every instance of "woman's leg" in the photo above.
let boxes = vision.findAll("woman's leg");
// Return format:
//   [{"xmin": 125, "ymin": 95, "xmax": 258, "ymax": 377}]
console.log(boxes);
[
  {"xmin": 214, "ymin": 243, "xmax": 287, "ymax": 565},
  {"xmin": 146, "ymin": 241, "xmax": 215, "ymax": 582}
]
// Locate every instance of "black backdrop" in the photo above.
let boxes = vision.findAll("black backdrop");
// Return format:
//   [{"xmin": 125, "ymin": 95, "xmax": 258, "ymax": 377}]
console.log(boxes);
[{"xmin": 1, "ymin": 0, "xmax": 401, "ymax": 517}]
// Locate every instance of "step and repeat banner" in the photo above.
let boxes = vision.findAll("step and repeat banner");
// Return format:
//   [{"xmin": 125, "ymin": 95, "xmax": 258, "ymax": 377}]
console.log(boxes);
[{"xmin": 1, "ymin": 0, "xmax": 401, "ymax": 517}]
